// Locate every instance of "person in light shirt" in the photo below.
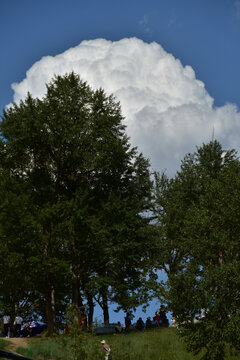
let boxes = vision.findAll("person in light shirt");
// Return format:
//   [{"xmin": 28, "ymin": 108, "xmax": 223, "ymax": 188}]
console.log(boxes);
[
  {"xmin": 101, "ymin": 340, "xmax": 111, "ymax": 360},
  {"xmin": 14, "ymin": 315, "xmax": 23, "ymax": 337},
  {"xmin": 115, "ymin": 321, "xmax": 123, "ymax": 333},
  {"xmin": 3, "ymin": 313, "xmax": 11, "ymax": 337}
]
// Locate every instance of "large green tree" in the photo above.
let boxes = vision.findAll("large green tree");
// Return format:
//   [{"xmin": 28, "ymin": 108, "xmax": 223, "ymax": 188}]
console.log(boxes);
[
  {"xmin": 154, "ymin": 141, "xmax": 240, "ymax": 360},
  {"xmin": 0, "ymin": 73, "xmax": 153, "ymax": 330}
]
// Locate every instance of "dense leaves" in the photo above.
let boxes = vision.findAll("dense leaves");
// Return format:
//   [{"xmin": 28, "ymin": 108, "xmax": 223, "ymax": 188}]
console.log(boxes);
[
  {"xmin": 2, "ymin": 72, "xmax": 239, "ymax": 360},
  {"xmin": 0, "ymin": 73, "xmax": 153, "ymax": 330},
  {"xmin": 153, "ymin": 141, "xmax": 240, "ymax": 360}
]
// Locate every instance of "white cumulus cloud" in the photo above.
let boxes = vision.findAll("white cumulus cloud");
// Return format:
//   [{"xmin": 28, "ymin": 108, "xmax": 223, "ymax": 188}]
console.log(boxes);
[{"xmin": 11, "ymin": 37, "xmax": 240, "ymax": 174}]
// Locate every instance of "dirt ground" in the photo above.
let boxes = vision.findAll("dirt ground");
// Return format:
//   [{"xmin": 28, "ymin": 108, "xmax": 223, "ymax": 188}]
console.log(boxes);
[{"xmin": 4, "ymin": 337, "xmax": 30, "ymax": 352}]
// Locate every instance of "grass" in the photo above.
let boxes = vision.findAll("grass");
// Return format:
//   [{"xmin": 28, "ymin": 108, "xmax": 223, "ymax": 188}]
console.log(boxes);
[
  {"xmin": 2, "ymin": 328, "xmax": 240, "ymax": 360},
  {"xmin": 0, "ymin": 338, "xmax": 9, "ymax": 351}
]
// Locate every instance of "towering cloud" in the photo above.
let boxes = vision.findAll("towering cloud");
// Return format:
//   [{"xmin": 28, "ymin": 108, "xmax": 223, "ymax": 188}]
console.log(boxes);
[{"xmin": 11, "ymin": 38, "xmax": 240, "ymax": 174}]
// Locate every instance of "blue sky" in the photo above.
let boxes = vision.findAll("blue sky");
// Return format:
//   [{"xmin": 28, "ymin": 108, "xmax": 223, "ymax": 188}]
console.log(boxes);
[
  {"xmin": 1, "ymin": 0, "xmax": 240, "ymax": 112},
  {"xmin": 1, "ymin": 0, "xmax": 240, "ymax": 323}
]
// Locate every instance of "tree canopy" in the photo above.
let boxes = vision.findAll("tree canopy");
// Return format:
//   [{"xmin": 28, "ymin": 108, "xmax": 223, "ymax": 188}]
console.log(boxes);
[
  {"xmin": 153, "ymin": 141, "xmax": 240, "ymax": 360},
  {"xmin": 0, "ymin": 73, "xmax": 153, "ymax": 331},
  {"xmin": 1, "ymin": 71, "xmax": 240, "ymax": 360}
]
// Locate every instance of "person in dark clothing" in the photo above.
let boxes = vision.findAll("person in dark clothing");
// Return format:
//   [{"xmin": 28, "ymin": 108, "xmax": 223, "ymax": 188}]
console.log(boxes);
[
  {"xmin": 124, "ymin": 312, "xmax": 133, "ymax": 330},
  {"xmin": 159, "ymin": 306, "xmax": 169, "ymax": 327},
  {"xmin": 23, "ymin": 323, "xmax": 32, "ymax": 337},
  {"xmin": 145, "ymin": 317, "xmax": 152, "ymax": 329},
  {"xmin": 136, "ymin": 317, "xmax": 145, "ymax": 330}
]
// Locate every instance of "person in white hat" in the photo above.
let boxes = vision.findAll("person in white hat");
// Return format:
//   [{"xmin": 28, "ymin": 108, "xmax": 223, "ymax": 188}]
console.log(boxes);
[{"xmin": 101, "ymin": 340, "xmax": 111, "ymax": 360}]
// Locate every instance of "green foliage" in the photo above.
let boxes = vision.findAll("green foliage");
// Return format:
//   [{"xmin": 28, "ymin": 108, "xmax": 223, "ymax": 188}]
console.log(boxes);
[
  {"xmin": 0, "ymin": 72, "xmax": 153, "ymax": 328},
  {"xmin": 13, "ymin": 328, "xmax": 240, "ymax": 360},
  {"xmin": 0, "ymin": 338, "xmax": 9, "ymax": 350},
  {"xmin": 153, "ymin": 141, "xmax": 240, "ymax": 360}
]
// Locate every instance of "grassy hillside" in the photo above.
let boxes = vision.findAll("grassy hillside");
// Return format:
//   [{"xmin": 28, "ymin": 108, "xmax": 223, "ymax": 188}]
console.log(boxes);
[{"xmin": 2, "ymin": 328, "xmax": 240, "ymax": 360}]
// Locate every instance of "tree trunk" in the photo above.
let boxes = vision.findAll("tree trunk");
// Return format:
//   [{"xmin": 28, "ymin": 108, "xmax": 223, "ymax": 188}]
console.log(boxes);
[
  {"xmin": 71, "ymin": 232, "xmax": 84, "ymax": 309},
  {"xmin": 44, "ymin": 230, "xmax": 56, "ymax": 334},
  {"xmin": 102, "ymin": 293, "xmax": 109, "ymax": 325},
  {"xmin": 72, "ymin": 265, "xmax": 83, "ymax": 308},
  {"xmin": 87, "ymin": 295, "xmax": 94, "ymax": 327},
  {"xmin": 45, "ymin": 283, "xmax": 56, "ymax": 333}
]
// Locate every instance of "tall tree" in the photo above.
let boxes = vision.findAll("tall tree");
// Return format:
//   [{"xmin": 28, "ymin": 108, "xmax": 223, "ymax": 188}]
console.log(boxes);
[
  {"xmin": 0, "ymin": 73, "xmax": 153, "ymax": 329},
  {"xmin": 154, "ymin": 141, "xmax": 240, "ymax": 360}
]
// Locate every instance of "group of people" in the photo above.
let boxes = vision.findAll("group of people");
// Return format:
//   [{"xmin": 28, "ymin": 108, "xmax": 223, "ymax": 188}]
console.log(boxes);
[
  {"xmin": 145, "ymin": 309, "xmax": 169, "ymax": 329},
  {"xmin": 2, "ymin": 313, "xmax": 24, "ymax": 338},
  {"xmin": 2, "ymin": 313, "xmax": 32, "ymax": 338},
  {"xmin": 115, "ymin": 307, "xmax": 169, "ymax": 333}
]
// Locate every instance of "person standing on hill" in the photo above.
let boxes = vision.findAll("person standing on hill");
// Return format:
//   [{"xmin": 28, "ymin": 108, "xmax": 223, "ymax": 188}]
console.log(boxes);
[
  {"xmin": 153, "ymin": 311, "xmax": 160, "ymax": 326},
  {"xmin": 14, "ymin": 314, "xmax": 23, "ymax": 337},
  {"xmin": 159, "ymin": 306, "xmax": 169, "ymax": 327},
  {"xmin": 136, "ymin": 317, "xmax": 145, "ymax": 330},
  {"xmin": 3, "ymin": 313, "xmax": 11, "ymax": 337},
  {"xmin": 146, "ymin": 316, "xmax": 152, "ymax": 329},
  {"xmin": 101, "ymin": 340, "xmax": 111, "ymax": 360},
  {"xmin": 124, "ymin": 312, "xmax": 133, "ymax": 330}
]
